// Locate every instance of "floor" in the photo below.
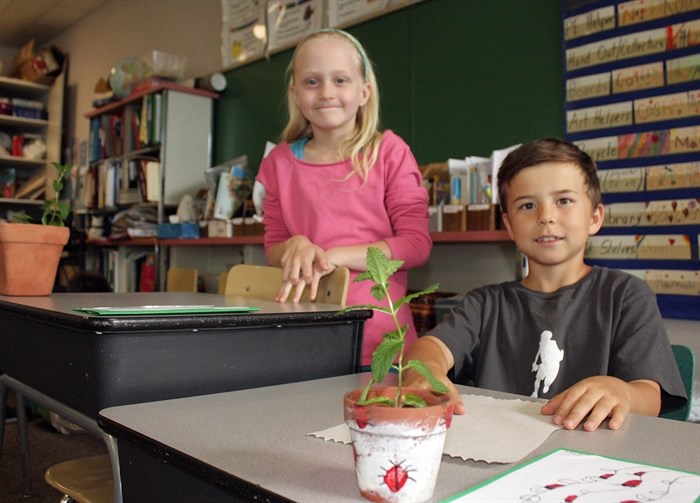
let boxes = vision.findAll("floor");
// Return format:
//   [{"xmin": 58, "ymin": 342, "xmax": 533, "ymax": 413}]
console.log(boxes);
[{"xmin": 0, "ymin": 412, "xmax": 108, "ymax": 503}]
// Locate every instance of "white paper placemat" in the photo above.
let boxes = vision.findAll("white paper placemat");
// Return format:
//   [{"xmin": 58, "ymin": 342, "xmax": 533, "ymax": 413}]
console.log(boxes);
[{"xmin": 309, "ymin": 394, "xmax": 560, "ymax": 464}]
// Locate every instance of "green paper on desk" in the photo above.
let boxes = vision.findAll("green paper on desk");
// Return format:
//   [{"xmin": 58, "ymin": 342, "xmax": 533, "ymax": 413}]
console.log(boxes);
[{"xmin": 73, "ymin": 305, "xmax": 260, "ymax": 316}]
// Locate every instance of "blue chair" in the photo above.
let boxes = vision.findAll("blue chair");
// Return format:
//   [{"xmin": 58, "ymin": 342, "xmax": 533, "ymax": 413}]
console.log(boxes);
[{"xmin": 659, "ymin": 345, "xmax": 695, "ymax": 422}]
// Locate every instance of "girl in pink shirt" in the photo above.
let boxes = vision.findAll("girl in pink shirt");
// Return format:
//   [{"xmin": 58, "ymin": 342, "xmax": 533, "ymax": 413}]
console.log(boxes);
[{"xmin": 256, "ymin": 29, "xmax": 431, "ymax": 367}]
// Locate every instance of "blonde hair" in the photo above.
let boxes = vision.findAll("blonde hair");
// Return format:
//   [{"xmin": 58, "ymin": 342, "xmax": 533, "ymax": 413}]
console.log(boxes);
[{"xmin": 282, "ymin": 29, "xmax": 382, "ymax": 182}]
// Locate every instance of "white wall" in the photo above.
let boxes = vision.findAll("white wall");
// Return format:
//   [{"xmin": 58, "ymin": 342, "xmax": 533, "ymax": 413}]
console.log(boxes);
[{"xmin": 11, "ymin": 0, "xmax": 224, "ymax": 161}]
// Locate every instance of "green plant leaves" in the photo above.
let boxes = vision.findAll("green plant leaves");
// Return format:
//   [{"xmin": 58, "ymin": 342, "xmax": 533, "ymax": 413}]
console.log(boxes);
[
  {"xmin": 42, "ymin": 162, "xmax": 72, "ymax": 227},
  {"xmin": 394, "ymin": 283, "xmax": 440, "ymax": 310},
  {"xmin": 371, "ymin": 335, "xmax": 402, "ymax": 382},
  {"xmin": 401, "ymin": 394, "xmax": 428, "ymax": 408},
  {"xmin": 405, "ymin": 360, "xmax": 449, "ymax": 394}
]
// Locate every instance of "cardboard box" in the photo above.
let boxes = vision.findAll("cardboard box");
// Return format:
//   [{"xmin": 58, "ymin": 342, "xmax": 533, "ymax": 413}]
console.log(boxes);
[
  {"xmin": 442, "ymin": 204, "xmax": 467, "ymax": 232},
  {"xmin": 232, "ymin": 217, "xmax": 264, "ymax": 236},
  {"xmin": 467, "ymin": 204, "xmax": 498, "ymax": 231},
  {"xmin": 207, "ymin": 220, "xmax": 232, "ymax": 238}
]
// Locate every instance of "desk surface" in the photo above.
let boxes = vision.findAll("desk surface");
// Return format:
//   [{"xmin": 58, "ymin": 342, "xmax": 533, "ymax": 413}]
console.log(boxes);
[
  {"xmin": 0, "ymin": 293, "xmax": 370, "ymax": 417},
  {"xmin": 0, "ymin": 292, "xmax": 371, "ymax": 332},
  {"xmin": 99, "ymin": 373, "xmax": 700, "ymax": 503}
]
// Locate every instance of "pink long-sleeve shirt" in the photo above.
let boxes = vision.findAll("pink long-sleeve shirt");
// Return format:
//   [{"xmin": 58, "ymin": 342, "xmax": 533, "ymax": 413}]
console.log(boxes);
[{"xmin": 256, "ymin": 130, "xmax": 432, "ymax": 366}]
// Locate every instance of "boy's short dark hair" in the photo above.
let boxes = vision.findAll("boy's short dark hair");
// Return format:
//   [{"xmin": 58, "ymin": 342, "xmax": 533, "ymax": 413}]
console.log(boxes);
[{"xmin": 497, "ymin": 138, "xmax": 602, "ymax": 213}]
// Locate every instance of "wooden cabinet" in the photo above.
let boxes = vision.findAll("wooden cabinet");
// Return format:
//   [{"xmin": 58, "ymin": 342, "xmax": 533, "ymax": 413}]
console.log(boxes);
[{"xmin": 0, "ymin": 73, "xmax": 64, "ymax": 218}]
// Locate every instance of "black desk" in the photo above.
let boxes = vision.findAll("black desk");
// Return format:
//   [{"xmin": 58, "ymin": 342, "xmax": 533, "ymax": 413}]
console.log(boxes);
[
  {"xmin": 0, "ymin": 292, "xmax": 370, "ymax": 501},
  {"xmin": 98, "ymin": 373, "xmax": 700, "ymax": 503}
]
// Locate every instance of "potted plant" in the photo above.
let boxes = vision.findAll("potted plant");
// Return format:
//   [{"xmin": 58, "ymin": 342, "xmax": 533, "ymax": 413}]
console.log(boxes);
[
  {"xmin": 0, "ymin": 162, "xmax": 71, "ymax": 296},
  {"xmin": 343, "ymin": 247, "xmax": 452, "ymax": 503}
]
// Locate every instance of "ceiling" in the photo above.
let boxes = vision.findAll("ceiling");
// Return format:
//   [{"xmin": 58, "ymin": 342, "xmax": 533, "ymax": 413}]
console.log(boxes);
[{"xmin": 0, "ymin": 0, "xmax": 107, "ymax": 48}]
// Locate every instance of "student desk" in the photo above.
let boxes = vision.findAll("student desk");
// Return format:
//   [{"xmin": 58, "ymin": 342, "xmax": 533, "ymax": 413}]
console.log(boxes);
[
  {"xmin": 98, "ymin": 373, "xmax": 700, "ymax": 503},
  {"xmin": 0, "ymin": 292, "xmax": 370, "ymax": 502}
]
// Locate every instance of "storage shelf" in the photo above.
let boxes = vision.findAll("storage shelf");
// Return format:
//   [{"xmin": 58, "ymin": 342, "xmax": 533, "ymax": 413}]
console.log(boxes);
[
  {"xmin": 0, "ymin": 155, "xmax": 46, "ymax": 168},
  {"xmin": 0, "ymin": 114, "xmax": 48, "ymax": 130},
  {"xmin": 431, "ymin": 230, "xmax": 510, "ymax": 243},
  {"xmin": 0, "ymin": 76, "xmax": 51, "ymax": 96},
  {"xmin": 89, "ymin": 231, "xmax": 511, "ymax": 248},
  {"xmin": 0, "ymin": 197, "xmax": 43, "ymax": 206},
  {"xmin": 85, "ymin": 80, "xmax": 218, "ymax": 118},
  {"xmin": 86, "ymin": 238, "xmax": 157, "ymax": 247}
]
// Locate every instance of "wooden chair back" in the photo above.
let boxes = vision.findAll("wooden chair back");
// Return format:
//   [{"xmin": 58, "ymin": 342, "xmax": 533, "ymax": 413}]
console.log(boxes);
[
  {"xmin": 225, "ymin": 264, "xmax": 283, "ymax": 300},
  {"xmin": 225, "ymin": 264, "xmax": 350, "ymax": 305},
  {"xmin": 217, "ymin": 270, "xmax": 228, "ymax": 294},
  {"xmin": 166, "ymin": 267, "xmax": 199, "ymax": 292}
]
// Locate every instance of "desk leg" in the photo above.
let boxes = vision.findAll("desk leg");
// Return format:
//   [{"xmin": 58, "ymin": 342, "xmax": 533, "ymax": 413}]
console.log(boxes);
[
  {"xmin": 16, "ymin": 393, "xmax": 31, "ymax": 497},
  {"xmin": 103, "ymin": 432, "xmax": 123, "ymax": 503}
]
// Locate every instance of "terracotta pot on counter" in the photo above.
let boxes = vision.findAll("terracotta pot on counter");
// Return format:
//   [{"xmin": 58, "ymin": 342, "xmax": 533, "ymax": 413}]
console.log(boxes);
[{"xmin": 0, "ymin": 223, "xmax": 69, "ymax": 296}]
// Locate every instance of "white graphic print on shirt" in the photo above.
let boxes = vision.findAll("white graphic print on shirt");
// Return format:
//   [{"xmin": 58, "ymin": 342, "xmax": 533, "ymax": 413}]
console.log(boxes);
[{"xmin": 531, "ymin": 330, "xmax": 564, "ymax": 398}]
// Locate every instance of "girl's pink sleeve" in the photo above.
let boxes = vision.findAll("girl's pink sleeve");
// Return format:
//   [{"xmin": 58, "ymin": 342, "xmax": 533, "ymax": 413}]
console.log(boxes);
[
  {"xmin": 382, "ymin": 133, "xmax": 432, "ymax": 268},
  {"xmin": 256, "ymin": 155, "xmax": 291, "ymax": 258}
]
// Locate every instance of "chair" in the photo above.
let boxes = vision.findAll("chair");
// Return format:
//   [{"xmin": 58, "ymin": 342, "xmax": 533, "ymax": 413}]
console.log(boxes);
[
  {"xmin": 45, "ymin": 454, "xmax": 113, "ymax": 503},
  {"xmin": 225, "ymin": 264, "xmax": 350, "ymax": 305},
  {"xmin": 659, "ymin": 344, "xmax": 695, "ymax": 422},
  {"xmin": 217, "ymin": 270, "xmax": 229, "ymax": 295},
  {"xmin": 165, "ymin": 267, "xmax": 198, "ymax": 292}
]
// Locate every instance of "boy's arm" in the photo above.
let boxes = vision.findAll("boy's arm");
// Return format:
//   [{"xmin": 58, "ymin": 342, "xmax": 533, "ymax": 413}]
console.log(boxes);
[
  {"xmin": 541, "ymin": 376, "xmax": 660, "ymax": 432},
  {"xmin": 403, "ymin": 336, "xmax": 465, "ymax": 414}
]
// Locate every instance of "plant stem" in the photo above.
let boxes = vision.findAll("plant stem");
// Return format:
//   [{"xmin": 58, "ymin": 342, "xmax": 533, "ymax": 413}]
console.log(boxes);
[{"xmin": 381, "ymin": 281, "xmax": 407, "ymax": 407}]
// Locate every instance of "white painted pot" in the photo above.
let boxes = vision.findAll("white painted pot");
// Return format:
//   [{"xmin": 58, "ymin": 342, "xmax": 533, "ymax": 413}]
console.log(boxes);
[{"xmin": 344, "ymin": 387, "xmax": 453, "ymax": 503}]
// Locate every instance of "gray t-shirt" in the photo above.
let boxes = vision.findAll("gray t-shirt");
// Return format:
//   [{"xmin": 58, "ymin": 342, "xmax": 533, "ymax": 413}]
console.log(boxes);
[{"xmin": 430, "ymin": 267, "xmax": 687, "ymax": 412}]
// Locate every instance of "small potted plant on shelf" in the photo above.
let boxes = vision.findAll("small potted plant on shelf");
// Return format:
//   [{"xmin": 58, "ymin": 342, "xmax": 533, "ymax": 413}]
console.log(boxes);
[
  {"xmin": 343, "ymin": 247, "xmax": 452, "ymax": 503},
  {"xmin": 0, "ymin": 162, "xmax": 71, "ymax": 296}
]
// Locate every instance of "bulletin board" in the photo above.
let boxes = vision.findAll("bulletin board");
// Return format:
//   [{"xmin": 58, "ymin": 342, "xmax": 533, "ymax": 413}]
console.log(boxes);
[
  {"xmin": 220, "ymin": 0, "xmax": 423, "ymax": 69},
  {"xmin": 561, "ymin": 0, "xmax": 700, "ymax": 319},
  {"xmin": 213, "ymin": 1, "xmax": 565, "ymax": 172}
]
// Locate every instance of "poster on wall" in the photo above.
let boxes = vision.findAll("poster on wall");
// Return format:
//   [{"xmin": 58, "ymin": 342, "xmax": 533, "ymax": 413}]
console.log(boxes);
[
  {"xmin": 327, "ymin": 0, "xmax": 389, "ymax": 27},
  {"xmin": 221, "ymin": 0, "xmax": 267, "ymax": 68},
  {"xmin": 266, "ymin": 0, "xmax": 324, "ymax": 53}
]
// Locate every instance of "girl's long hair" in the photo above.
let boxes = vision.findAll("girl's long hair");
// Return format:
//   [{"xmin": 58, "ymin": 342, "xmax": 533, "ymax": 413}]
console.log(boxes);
[{"xmin": 282, "ymin": 30, "xmax": 382, "ymax": 182}]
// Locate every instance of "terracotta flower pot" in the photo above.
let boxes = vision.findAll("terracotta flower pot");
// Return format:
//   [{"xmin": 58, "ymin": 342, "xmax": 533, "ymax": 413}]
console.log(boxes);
[
  {"xmin": 344, "ymin": 387, "xmax": 453, "ymax": 503},
  {"xmin": 0, "ymin": 222, "xmax": 69, "ymax": 296}
]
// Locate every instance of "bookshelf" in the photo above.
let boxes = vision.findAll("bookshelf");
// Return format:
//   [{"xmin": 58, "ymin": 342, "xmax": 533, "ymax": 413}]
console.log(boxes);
[
  {"xmin": 0, "ymin": 73, "xmax": 64, "ymax": 218},
  {"xmin": 79, "ymin": 82, "xmax": 217, "ymax": 292}
]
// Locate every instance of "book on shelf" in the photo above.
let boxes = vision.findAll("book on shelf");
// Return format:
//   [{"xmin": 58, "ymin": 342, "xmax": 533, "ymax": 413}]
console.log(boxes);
[
  {"xmin": 14, "ymin": 172, "xmax": 46, "ymax": 199},
  {"xmin": 145, "ymin": 161, "xmax": 160, "ymax": 201},
  {"xmin": 137, "ymin": 93, "xmax": 163, "ymax": 147}
]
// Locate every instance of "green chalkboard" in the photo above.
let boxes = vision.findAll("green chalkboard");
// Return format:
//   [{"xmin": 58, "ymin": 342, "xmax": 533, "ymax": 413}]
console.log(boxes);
[{"xmin": 213, "ymin": 0, "xmax": 563, "ymax": 173}]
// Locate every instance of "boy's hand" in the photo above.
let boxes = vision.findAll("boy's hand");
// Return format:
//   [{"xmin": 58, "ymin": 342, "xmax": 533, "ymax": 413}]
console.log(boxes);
[
  {"xmin": 403, "ymin": 336, "xmax": 465, "ymax": 414},
  {"xmin": 541, "ymin": 376, "xmax": 660, "ymax": 431},
  {"xmin": 404, "ymin": 370, "xmax": 465, "ymax": 414}
]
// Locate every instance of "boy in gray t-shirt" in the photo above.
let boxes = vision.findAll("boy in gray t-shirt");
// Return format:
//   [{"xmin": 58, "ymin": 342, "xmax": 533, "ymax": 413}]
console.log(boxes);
[{"xmin": 405, "ymin": 138, "xmax": 687, "ymax": 432}]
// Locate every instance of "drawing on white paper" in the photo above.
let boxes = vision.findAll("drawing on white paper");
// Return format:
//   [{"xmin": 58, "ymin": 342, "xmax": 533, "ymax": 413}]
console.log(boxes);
[
  {"xmin": 531, "ymin": 330, "xmax": 564, "ymax": 397},
  {"xmin": 448, "ymin": 449, "xmax": 700, "ymax": 503}
]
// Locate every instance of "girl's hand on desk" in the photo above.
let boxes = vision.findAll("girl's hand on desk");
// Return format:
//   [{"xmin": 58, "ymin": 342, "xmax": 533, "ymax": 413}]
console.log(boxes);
[
  {"xmin": 277, "ymin": 236, "xmax": 329, "ymax": 302},
  {"xmin": 278, "ymin": 262, "xmax": 336, "ymax": 303}
]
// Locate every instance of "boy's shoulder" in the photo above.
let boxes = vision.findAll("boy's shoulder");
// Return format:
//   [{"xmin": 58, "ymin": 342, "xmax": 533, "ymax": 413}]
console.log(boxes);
[{"xmin": 470, "ymin": 267, "xmax": 652, "ymax": 300}]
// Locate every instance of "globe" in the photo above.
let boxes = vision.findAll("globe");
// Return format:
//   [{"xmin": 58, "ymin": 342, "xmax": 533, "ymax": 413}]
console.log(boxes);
[{"xmin": 109, "ymin": 56, "xmax": 149, "ymax": 98}]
